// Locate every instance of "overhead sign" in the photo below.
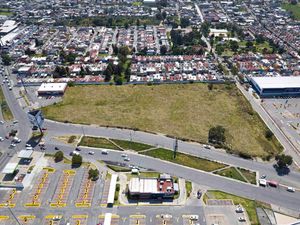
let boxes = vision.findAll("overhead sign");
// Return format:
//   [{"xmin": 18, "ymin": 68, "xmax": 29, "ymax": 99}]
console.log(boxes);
[{"xmin": 28, "ymin": 110, "xmax": 44, "ymax": 128}]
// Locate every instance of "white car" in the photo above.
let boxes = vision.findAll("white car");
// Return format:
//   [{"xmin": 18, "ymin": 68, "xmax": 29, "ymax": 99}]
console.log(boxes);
[
  {"xmin": 10, "ymin": 143, "xmax": 16, "ymax": 147},
  {"xmin": 0, "ymin": 121, "xmax": 4, "ymax": 124},
  {"xmin": 25, "ymin": 144, "xmax": 31, "ymax": 147},
  {"xmin": 121, "ymin": 153, "xmax": 127, "ymax": 157},
  {"xmin": 236, "ymin": 206, "xmax": 244, "ymax": 213},
  {"xmin": 124, "ymin": 157, "xmax": 130, "ymax": 161},
  {"xmin": 0, "ymin": 137, "xmax": 3, "ymax": 141},
  {"xmin": 88, "ymin": 151, "xmax": 95, "ymax": 155},
  {"xmin": 203, "ymin": 144, "xmax": 211, "ymax": 149},
  {"xmin": 287, "ymin": 187, "xmax": 295, "ymax": 192}
]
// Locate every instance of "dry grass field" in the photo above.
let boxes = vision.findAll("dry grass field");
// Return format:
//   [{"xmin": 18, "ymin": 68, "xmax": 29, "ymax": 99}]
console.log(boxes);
[{"xmin": 42, "ymin": 83, "xmax": 282, "ymax": 158}]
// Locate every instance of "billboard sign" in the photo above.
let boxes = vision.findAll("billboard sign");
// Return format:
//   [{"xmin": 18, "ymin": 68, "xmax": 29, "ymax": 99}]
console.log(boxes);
[{"xmin": 28, "ymin": 110, "xmax": 44, "ymax": 128}]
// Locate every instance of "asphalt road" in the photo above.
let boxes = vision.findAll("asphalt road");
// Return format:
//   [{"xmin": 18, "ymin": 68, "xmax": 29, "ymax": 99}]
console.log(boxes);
[
  {"xmin": 44, "ymin": 119, "xmax": 300, "ymax": 189},
  {"xmin": 43, "ymin": 143, "xmax": 300, "ymax": 212}
]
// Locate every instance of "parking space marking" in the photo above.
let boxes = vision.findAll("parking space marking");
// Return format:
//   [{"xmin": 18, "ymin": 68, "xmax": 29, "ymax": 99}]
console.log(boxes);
[
  {"xmin": 100, "ymin": 177, "xmax": 111, "ymax": 206},
  {"xmin": 156, "ymin": 215, "xmax": 172, "ymax": 225},
  {"xmin": 70, "ymin": 215, "xmax": 88, "ymax": 225},
  {"xmin": 75, "ymin": 169, "xmax": 96, "ymax": 207},
  {"xmin": 24, "ymin": 167, "xmax": 54, "ymax": 207},
  {"xmin": 182, "ymin": 215, "xmax": 200, "ymax": 225},
  {"xmin": 0, "ymin": 188, "xmax": 19, "ymax": 208},
  {"xmin": 18, "ymin": 215, "xmax": 36, "ymax": 224},
  {"xmin": 43, "ymin": 215, "xmax": 63, "ymax": 225},
  {"xmin": 129, "ymin": 215, "xmax": 146, "ymax": 225},
  {"xmin": 50, "ymin": 170, "xmax": 75, "ymax": 207}
]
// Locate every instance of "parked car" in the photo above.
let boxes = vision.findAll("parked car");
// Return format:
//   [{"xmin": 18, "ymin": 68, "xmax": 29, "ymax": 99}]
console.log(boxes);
[
  {"xmin": 238, "ymin": 217, "xmax": 246, "ymax": 222},
  {"xmin": 88, "ymin": 151, "xmax": 95, "ymax": 155},
  {"xmin": 55, "ymin": 147, "xmax": 59, "ymax": 150},
  {"xmin": 10, "ymin": 143, "xmax": 16, "ymax": 147},
  {"xmin": 189, "ymin": 215, "xmax": 199, "ymax": 221},
  {"xmin": 0, "ymin": 137, "xmax": 3, "ymax": 142},
  {"xmin": 75, "ymin": 147, "xmax": 81, "ymax": 151},
  {"xmin": 124, "ymin": 157, "xmax": 130, "ymax": 161},
  {"xmin": 236, "ymin": 205, "xmax": 244, "ymax": 213}
]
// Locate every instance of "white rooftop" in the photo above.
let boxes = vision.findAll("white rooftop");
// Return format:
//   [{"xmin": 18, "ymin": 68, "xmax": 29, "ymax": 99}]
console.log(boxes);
[
  {"xmin": 251, "ymin": 76, "xmax": 300, "ymax": 89},
  {"xmin": 2, "ymin": 162, "xmax": 18, "ymax": 174},
  {"xmin": 18, "ymin": 150, "xmax": 33, "ymax": 159},
  {"xmin": 38, "ymin": 83, "xmax": 67, "ymax": 93},
  {"xmin": 129, "ymin": 177, "xmax": 158, "ymax": 193}
]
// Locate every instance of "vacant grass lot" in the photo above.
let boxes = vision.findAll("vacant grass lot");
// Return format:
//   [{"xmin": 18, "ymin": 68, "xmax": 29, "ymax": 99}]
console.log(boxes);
[
  {"xmin": 42, "ymin": 84, "xmax": 282, "ymax": 158},
  {"xmin": 206, "ymin": 191, "xmax": 266, "ymax": 225},
  {"xmin": 79, "ymin": 136, "xmax": 121, "ymax": 150},
  {"xmin": 214, "ymin": 167, "xmax": 247, "ymax": 183},
  {"xmin": 142, "ymin": 148, "xmax": 227, "ymax": 172},
  {"xmin": 0, "ymin": 87, "xmax": 13, "ymax": 121}
]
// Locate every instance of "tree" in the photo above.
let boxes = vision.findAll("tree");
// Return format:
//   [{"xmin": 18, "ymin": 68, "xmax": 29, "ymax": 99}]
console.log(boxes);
[
  {"xmin": 275, "ymin": 154, "xmax": 293, "ymax": 168},
  {"xmin": 208, "ymin": 83, "xmax": 213, "ymax": 91},
  {"xmin": 1, "ymin": 54, "xmax": 11, "ymax": 66},
  {"xmin": 180, "ymin": 18, "xmax": 190, "ymax": 28},
  {"xmin": 72, "ymin": 154, "xmax": 82, "ymax": 166},
  {"xmin": 246, "ymin": 41, "xmax": 254, "ymax": 49},
  {"xmin": 265, "ymin": 129, "xmax": 274, "ymax": 140},
  {"xmin": 230, "ymin": 66, "xmax": 239, "ymax": 75},
  {"xmin": 229, "ymin": 40, "xmax": 239, "ymax": 52},
  {"xmin": 88, "ymin": 168, "xmax": 99, "ymax": 181},
  {"xmin": 160, "ymin": 45, "xmax": 167, "ymax": 55},
  {"xmin": 208, "ymin": 125, "xmax": 226, "ymax": 144},
  {"xmin": 54, "ymin": 151, "xmax": 64, "ymax": 162}
]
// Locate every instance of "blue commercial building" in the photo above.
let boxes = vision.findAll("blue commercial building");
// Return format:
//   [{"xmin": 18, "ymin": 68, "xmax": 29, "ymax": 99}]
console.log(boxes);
[{"xmin": 250, "ymin": 76, "xmax": 300, "ymax": 98}]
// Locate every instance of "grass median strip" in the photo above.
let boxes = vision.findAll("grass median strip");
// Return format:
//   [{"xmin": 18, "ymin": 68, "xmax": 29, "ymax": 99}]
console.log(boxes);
[
  {"xmin": 205, "ymin": 190, "xmax": 268, "ymax": 225},
  {"xmin": 238, "ymin": 168, "xmax": 257, "ymax": 185},
  {"xmin": 79, "ymin": 136, "xmax": 121, "ymax": 150},
  {"xmin": 110, "ymin": 139, "xmax": 153, "ymax": 151},
  {"xmin": 214, "ymin": 167, "xmax": 247, "ymax": 183},
  {"xmin": 141, "ymin": 148, "xmax": 227, "ymax": 172},
  {"xmin": 0, "ymin": 87, "xmax": 13, "ymax": 121}
]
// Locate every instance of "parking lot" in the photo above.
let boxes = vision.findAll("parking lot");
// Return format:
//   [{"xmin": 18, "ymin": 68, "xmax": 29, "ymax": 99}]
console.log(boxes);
[
  {"xmin": 69, "ymin": 215, "xmax": 88, "ymax": 225},
  {"xmin": 129, "ymin": 215, "xmax": 146, "ymax": 225},
  {"xmin": 156, "ymin": 214, "xmax": 173, "ymax": 225},
  {"xmin": 24, "ymin": 167, "xmax": 54, "ymax": 207},
  {"xmin": 98, "ymin": 214, "xmax": 119, "ymax": 225},
  {"xmin": 262, "ymin": 98, "xmax": 300, "ymax": 150},
  {"xmin": 43, "ymin": 214, "xmax": 62, "ymax": 225},
  {"xmin": 100, "ymin": 175, "xmax": 111, "ymax": 206},
  {"xmin": 75, "ymin": 169, "xmax": 96, "ymax": 207},
  {"xmin": 50, "ymin": 170, "xmax": 75, "ymax": 207},
  {"xmin": 0, "ymin": 188, "xmax": 19, "ymax": 208}
]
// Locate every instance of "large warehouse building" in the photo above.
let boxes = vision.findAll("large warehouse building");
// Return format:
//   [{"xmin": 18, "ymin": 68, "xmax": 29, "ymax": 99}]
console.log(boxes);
[{"xmin": 250, "ymin": 76, "xmax": 300, "ymax": 98}]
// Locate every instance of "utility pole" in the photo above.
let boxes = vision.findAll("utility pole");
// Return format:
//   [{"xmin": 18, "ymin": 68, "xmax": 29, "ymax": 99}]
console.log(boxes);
[{"xmin": 173, "ymin": 138, "xmax": 178, "ymax": 159}]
